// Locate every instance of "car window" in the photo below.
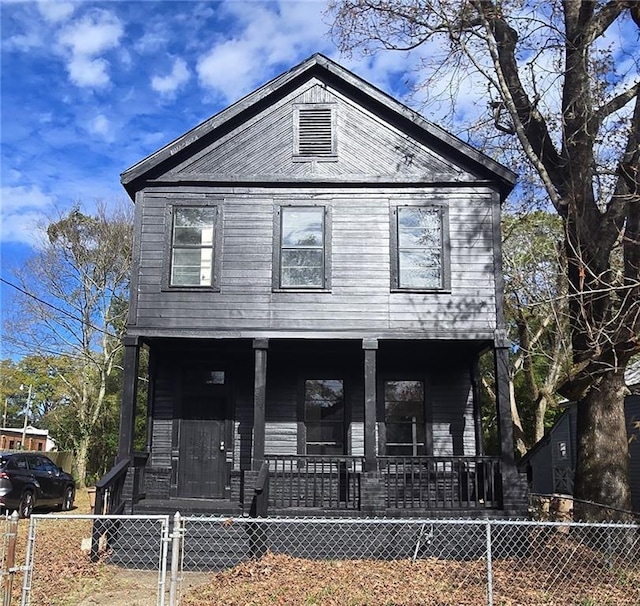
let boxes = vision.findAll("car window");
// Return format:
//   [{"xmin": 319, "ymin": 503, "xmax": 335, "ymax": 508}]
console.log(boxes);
[
  {"xmin": 6, "ymin": 456, "xmax": 28, "ymax": 470},
  {"xmin": 27, "ymin": 456, "xmax": 52, "ymax": 472}
]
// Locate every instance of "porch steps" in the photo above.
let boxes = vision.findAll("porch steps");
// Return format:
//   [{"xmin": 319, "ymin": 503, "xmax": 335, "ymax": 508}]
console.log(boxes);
[{"xmin": 133, "ymin": 497, "xmax": 243, "ymax": 517}]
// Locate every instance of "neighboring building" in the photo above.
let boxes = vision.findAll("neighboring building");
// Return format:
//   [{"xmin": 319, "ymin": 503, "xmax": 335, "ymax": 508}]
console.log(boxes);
[
  {"xmin": 0, "ymin": 426, "xmax": 56, "ymax": 452},
  {"xmin": 519, "ymin": 362, "xmax": 640, "ymax": 513},
  {"xmin": 117, "ymin": 54, "xmax": 526, "ymax": 517}
]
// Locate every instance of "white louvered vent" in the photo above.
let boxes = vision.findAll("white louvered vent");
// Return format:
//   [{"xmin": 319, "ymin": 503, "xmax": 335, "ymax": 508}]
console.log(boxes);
[{"xmin": 298, "ymin": 108, "xmax": 334, "ymax": 156}]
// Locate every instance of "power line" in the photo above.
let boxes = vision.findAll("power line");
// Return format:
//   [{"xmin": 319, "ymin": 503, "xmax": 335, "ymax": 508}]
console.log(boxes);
[{"xmin": 0, "ymin": 276, "xmax": 120, "ymax": 339}]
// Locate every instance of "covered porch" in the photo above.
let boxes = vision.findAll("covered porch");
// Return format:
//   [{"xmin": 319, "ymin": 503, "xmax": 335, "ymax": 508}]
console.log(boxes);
[{"xmin": 117, "ymin": 337, "xmax": 526, "ymax": 517}]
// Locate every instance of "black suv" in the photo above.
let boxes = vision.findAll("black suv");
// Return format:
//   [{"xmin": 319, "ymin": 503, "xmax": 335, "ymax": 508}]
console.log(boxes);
[{"xmin": 0, "ymin": 452, "xmax": 75, "ymax": 517}]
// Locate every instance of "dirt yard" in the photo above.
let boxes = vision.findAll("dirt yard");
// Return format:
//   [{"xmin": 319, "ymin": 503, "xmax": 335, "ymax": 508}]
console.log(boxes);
[{"xmin": 5, "ymin": 492, "xmax": 639, "ymax": 605}]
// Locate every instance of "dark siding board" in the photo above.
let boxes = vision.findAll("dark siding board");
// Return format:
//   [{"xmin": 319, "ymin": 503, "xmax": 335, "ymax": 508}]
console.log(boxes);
[
  {"xmin": 133, "ymin": 187, "xmax": 498, "ymax": 335},
  {"xmin": 170, "ymin": 83, "xmax": 473, "ymax": 181},
  {"xmin": 430, "ymin": 367, "xmax": 475, "ymax": 457}
]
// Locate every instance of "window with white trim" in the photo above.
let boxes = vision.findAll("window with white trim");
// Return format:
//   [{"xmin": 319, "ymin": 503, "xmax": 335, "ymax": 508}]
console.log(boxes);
[{"xmin": 170, "ymin": 206, "xmax": 217, "ymax": 287}]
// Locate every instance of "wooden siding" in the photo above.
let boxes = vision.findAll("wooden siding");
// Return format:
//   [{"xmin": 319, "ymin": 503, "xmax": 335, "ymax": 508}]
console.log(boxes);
[
  {"xmin": 149, "ymin": 342, "xmax": 480, "ymax": 475},
  {"xmin": 131, "ymin": 187, "xmax": 497, "ymax": 340},
  {"xmin": 170, "ymin": 81, "xmax": 473, "ymax": 182}
]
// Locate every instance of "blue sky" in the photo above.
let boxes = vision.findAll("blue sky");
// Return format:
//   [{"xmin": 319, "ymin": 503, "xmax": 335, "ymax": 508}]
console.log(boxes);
[
  {"xmin": 1, "ymin": 1, "xmax": 637, "ymax": 359},
  {"xmin": 0, "ymin": 0, "xmax": 423, "ymax": 352}
]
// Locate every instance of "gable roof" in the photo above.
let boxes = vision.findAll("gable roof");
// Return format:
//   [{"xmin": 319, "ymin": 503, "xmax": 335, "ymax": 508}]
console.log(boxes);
[{"xmin": 121, "ymin": 53, "xmax": 517, "ymax": 199}]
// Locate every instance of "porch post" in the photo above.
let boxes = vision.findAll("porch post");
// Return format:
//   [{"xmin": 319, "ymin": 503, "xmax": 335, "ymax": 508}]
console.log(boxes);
[
  {"xmin": 494, "ymin": 332, "xmax": 514, "ymax": 469},
  {"xmin": 252, "ymin": 339, "xmax": 268, "ymax": 471},
  {"xmin": 363, "ymin": 339, "xmax": 378, "ymax": 471},
  {"xmin": 118, "ymin": 335, "xmax": 140, "ymax": 462},
  {"xmin": 471, "ymin": 359, "xmax": 484, "ymax": 456}
]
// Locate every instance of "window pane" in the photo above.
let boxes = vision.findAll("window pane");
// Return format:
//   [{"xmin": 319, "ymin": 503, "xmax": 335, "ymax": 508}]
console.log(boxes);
[
  {"xmin": 399, "ymin": 251, "xmax": 441, "ymax": 289},
  {"xmin": 175, "ymin": 207, "xmax": 216, "ymax": 229},
  {"xmin": 282, "ymin": 247, "xmax": 323, "ymax": 287},
  {"xmin": 282, "ymin": 208, "xmax": 323, "ymax": 247},
  {"xmin": 282, "ymin": 249, "xmax": 323, "ymax": 268},
  {"xmin": 280, "ymin": 207, "xmax": 325, "ymax": 289},
  {"xmin": 386, "ymin": 423, "xmax": 425, "ymax": 444},
  {"xmin": 306, "ymin": 422, "xmax": 344, "ymax": 442},
  {"xmin": 385, "ymin": 380, "xmax": 425, "ymax": 454},
  {"xmin": 171, "ymin": 206, "xmax": 215, "ymax": 287},
  {"xmin": 305, "ymin": 379, "xmax": 344, "ymax": 455},
  {"xmin": 172, "ymin": 249, "xmax": 212, "ymax": 286},
  {"xmin": 397, "ymin": 207, "xmax": 443, "ymax": 289}
]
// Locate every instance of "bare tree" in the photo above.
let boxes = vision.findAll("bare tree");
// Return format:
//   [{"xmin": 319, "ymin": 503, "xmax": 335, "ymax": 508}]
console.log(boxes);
[
  {"xmin": 330, "ymin": 0, "xmax": 640, "ymax": 518},
  {"xmin": 6, "ymin": 202, "xmax": 132, "ymax": 486}
]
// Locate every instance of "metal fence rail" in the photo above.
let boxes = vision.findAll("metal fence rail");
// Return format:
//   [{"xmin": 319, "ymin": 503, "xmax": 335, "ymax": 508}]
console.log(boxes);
[
  {"xmin": 1, "ymin": 513, "xmax": 638, "ymax": 605},
  {"xmin": 178, "ymin": 516, "xmax": 640, "ymax": 605}
]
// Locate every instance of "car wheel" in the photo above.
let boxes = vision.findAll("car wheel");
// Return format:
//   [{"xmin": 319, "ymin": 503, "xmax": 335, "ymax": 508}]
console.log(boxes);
[
  {"xmin": 61, "ymin": 486, "xmax": 75, "ymax": 511},
  {"xmin": 19, "ymin": 491, "xmax": 34, "ymax": 518}
]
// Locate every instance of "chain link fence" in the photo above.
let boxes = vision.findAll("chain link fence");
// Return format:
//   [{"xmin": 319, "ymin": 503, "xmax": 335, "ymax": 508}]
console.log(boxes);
[
  {"xmin": 1, "ymin": 513, "xmax": 638, "ymax": 605},
  {"xmin": 177, "ymin": 516, "xmax": 640, "ymax": 605},
  {"xmin": 19, "ymin": 514, "xmax": 170, "ymax": 606}
]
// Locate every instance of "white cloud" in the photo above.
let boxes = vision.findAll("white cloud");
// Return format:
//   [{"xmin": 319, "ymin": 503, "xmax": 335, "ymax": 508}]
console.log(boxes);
[
  {"xmin": 57, "ymin": 8, "xmax": 123, "ymax": 89},
  {"xmin": 0, "ymin": 185, "xmax": 56, "ymax": 246},
  {"xmin": 196, "ymin": 0, "xmax": 330, "ymax": 102},
  {"xmin": 37, "ymin": 1, "xmax": 75, "ymax": 23},
  {"xmin": 88, "ymin": 114, "xmax": 113, "ymax": 141},
  {"xmin": 58, "ymin": 10, "xmax": 123, "ymax": 56},
  {"xmin": 151, "ymin": 58, "xmax": 190, "ymax": 96},
  {"xmin": 67, "ymin": 55, "xmax": 110, "ymax": 88}
]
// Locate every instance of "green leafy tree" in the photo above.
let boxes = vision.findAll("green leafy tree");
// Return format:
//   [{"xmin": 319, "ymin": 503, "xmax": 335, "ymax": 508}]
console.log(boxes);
[
  {"xmin": 5, "ymin": 202, "xmax": 133, "ymax": 486},
  {"xmin": 330, "ymin": 0, "xmax": 640, "ymax": 518}
]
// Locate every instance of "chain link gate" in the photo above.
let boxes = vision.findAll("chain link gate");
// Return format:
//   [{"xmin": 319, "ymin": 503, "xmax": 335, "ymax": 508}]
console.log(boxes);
[{"xmin": 20, "ymin": 514, "xmax": 170, "ymax": 606}]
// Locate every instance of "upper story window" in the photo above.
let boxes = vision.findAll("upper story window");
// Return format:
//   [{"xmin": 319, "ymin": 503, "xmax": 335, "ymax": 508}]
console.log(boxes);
[
  {"xmin": 278, "ymin": 206, "xmax": 327, "ymax": 289},
  {"xmin": 294, "ymin": 105, "xmax": 337, "ymax": 160},
  {"xmin": 391, "ymin": 205, "xmax": 450, "ymax": 291},
  {"xmin": 170, "ymin": 206, "xmax": 217, "ymax": 288}
]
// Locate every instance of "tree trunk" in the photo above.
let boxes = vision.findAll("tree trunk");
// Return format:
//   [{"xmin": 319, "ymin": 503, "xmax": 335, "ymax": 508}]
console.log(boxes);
[
  {"xmin": 74, "ymin": 437, "xmax": 89, "ymax": 489},
  {"xmin": 573, "ymin": 370, "xmax": 631, "ymax": 520}
]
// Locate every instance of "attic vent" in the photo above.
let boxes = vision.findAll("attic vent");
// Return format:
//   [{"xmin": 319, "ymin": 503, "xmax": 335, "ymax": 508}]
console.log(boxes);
[{"xmin": 296, "ymin": 107, "xmax": 335, "ymax": 158}]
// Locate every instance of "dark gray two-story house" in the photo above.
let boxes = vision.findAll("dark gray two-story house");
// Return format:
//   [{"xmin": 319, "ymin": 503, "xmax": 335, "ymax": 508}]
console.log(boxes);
[{"xmin": 116, "ymin": 54, "xmax": 527, "ymax": 517}]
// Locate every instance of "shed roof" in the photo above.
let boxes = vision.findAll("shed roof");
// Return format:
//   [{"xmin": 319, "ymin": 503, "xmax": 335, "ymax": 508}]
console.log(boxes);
[{"xmin": 121, "ymin": 53, "xmax": 516, "ymax": 199}]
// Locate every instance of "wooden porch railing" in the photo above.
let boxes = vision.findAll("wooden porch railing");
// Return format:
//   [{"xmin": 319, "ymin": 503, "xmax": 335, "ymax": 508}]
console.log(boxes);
[
  {"xmin": 90, "ymin": 453, "xmax": 148, "ymax": 562},
  {"xmin": 265, "ymin": 455, "xmax": 364, "ymax": 510},
  {"xmin": 378, "ymin": 456, "xmax": 501, "ymax": 509}
]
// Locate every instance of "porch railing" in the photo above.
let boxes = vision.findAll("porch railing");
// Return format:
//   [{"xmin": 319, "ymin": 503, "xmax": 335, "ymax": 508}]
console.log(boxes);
[
  {"xmin": 265, "ymin": 455, "xmax": 364, "ymax": 510},
  {"xmin": 378, "ymin": 456, "xmax": 501, "ymax": 510}
]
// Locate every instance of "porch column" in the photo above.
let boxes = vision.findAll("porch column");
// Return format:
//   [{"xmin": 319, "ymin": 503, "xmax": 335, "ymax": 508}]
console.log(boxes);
[
  {"xmin": 363, "ymin": 339, "xmax": 378, "ymax": 471},
  {"xmin": 471, "ymin": 359, "xmax": 484, "ymax": 456},
  {"xmin": 494, "ymin": 336, "xmax": 515, "ymax": 469},
  {"xmin": 252, "ymin": 339, "xmax": 268, "ymax": 471},
  {"xmin": 118, "ymin": 335, "xmax": 140, "ymax": 462}
]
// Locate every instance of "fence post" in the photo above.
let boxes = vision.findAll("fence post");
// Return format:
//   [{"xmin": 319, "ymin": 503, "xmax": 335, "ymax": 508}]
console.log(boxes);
[
  {"xmin": 2, "ymin": 511, "xmax": 19, "ymax": 606},
  {"xmin": 486, "ymin": 520, "xmax": 493, "ymax": 606},
  {"xmin": 168, "ymin": 512, "xmax": 182, "ymax": 606},
  {"xmin": 20, "ymin": 517, "xmax": 37, "ymax": 606}
]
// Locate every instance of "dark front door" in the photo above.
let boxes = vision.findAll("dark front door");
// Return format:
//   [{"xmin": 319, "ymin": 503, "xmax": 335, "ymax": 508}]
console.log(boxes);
[{"xmin": 178, "ymin": 370, "xmax": 228, "ymax": 499}]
